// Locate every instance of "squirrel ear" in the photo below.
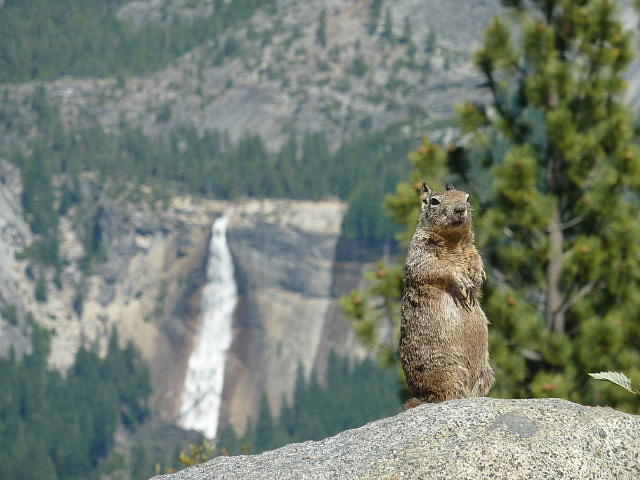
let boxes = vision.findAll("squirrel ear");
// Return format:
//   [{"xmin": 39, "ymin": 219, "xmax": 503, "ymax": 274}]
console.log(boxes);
[
  {"xmin": 445, "ymin": 183, "xmax": 455, "ymax": 191},
  {"xmin": 420, "ymin": 183, "xmax": 432, "ymax": 209}
]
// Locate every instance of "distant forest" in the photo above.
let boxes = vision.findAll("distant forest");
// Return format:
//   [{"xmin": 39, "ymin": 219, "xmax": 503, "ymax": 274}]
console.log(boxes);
[
  {"xmin": 216, "ymin": 351, "xmax": 401, "ymax": 456},
  {"xmin": 0, "ymin": 324, "xmax": 152, "ymax": 480},
  {"xmin": 0, "ymin": 323, "xmax": 400, "ymax": 480},
  {"xmin": 0, "ymin": 0, "xmax": 276, "ymax": 82}
]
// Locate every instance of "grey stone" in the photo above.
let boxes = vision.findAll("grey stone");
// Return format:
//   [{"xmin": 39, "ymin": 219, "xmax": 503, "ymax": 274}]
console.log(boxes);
[
  {"xmin": 220, "ymin": 199, "xmax": 366, "ymax": 435},
  {"xmin": 151, "ymin": 398, "xmax": 640, "ymax": 480}
]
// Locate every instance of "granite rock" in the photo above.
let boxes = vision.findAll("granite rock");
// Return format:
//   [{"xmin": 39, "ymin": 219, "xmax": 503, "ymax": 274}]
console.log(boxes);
[{"xmin": 151, "ymin": 397, "xmax": 640, "ymax": 480}]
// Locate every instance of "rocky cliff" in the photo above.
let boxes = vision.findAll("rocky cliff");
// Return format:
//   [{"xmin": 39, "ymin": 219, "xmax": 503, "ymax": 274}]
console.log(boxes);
[
  {"xmin": 0, "ymin": 161, "xmax": 32, "ymax": 360},
  {"xmin": 221, "ymin": 199, "xmax": 369, "ymax": 434},
  {"xmin": 5, "ymin": 0, "xmax": 639, "ymax": 157},
  {"xmin": 151, "ymin": 397, "xmax": 640, "ymax": 480},
  {"xmin": 0, "ymin": 163, "xmax": 369, "ymax": 432},
  {"xmin": 1, "ymin": 0, "xmax": 504, "ymax": 153},
  {"xmin": 0, "ymin": 160, "xmax": 229, "ymax": 418}
]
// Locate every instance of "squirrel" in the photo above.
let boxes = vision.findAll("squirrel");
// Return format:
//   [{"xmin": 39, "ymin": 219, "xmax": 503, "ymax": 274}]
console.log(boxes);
[{"xmin": 400, "ymin": 182, "xmax": 494, "ymax": 409}]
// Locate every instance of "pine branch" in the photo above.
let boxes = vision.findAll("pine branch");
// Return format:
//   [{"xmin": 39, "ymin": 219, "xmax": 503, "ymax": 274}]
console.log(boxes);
[
  {"xmin": 560, "ymin": 213, "xmax": 588, "ymax": 231},
  {"xmin": 558, "ymin": 281, "xmax": 598, "ymax": 318}
]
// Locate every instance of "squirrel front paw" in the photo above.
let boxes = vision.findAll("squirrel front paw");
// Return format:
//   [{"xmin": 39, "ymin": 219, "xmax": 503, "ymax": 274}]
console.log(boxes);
[
  {"xmin": 452, "ymin": 271, "xmax": 477, "ymax": 305},
  {"xmin": 469, "ymin": 265, "xmax": 485, "ymax": 289}
]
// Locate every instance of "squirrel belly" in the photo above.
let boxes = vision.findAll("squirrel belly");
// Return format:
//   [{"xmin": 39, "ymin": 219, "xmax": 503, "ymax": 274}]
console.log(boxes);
[{"xmin": 399, "ymin": 183, "xmax": 494, "ymax": 409}]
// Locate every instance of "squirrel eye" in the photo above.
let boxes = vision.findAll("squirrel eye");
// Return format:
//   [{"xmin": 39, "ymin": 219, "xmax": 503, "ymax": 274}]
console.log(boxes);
[{"xmin": 430, "ymin": 197, "xmax": 440, "ymax": 206}]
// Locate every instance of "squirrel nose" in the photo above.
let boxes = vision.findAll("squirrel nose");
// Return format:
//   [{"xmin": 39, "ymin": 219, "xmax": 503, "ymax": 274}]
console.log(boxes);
[{"xmin": 454, "ymin": 202, "xmax": 467, "ymax": 214}]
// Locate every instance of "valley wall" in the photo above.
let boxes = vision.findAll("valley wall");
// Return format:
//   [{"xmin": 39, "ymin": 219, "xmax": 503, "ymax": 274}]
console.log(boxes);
[
  {"xmin": 221, "ymin": 199, "xmax": 369, "ymax": 434},
  {"xmin": 0, "ymin": 166, "xmax": 371, "ymax": 436}
]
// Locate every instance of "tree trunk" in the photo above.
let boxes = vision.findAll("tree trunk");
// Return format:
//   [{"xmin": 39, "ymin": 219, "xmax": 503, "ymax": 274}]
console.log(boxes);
[{"xmin": 546, "ymin": 207, "xmax": 564, "ymax": 333}]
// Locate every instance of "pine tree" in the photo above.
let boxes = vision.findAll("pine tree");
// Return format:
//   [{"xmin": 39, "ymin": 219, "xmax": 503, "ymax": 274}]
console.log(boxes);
[
  {"xmin": 400, "ymin": 16, "xmax": 412, "ymax": 44},
  {"xmin": 254, "ymin": 393, "xmax": 275, "ymax": 452},
  {"xmin": 369, "ymin": 0, "xmax": 383, "ymax": 35},
  {"xmin": 316, "ymin": 9, "xmax": 327, "ymax": 47},
  {"xmin": 383, "ymin": 8, "xmax": 394, "ymax": 43},
  {"xmin": 344, "ymin": 0, "xmax": 640, "ymax": 413},
  {"xmin": 34, "ymin": 268, "xmax": 48, "ymax": 302}
]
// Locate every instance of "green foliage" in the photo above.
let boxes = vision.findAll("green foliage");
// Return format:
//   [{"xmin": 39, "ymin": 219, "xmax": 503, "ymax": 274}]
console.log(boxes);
[
  {"xmin": 316, "ymin": 9, "xmax": 327, "ymax": 47},
  {"xmin": 34, "ymin": 269, "xmax": 47, "ymax": 302},
  {"xmin": 589, "ymin": 372, "xmax": 639, "ymax": 395},
  {"xmin": 369, "ymin": 0, "xmax": 384, "ymax": 35},
  {"xmin": 400, "ymin": 16, "xmax": 412, "ymax": 44},
  {"xmin": 1, "ymin": 305, "xmax": 18, "ymax": 325},
  {"xmin": 382, "ymin": 8, "xmax": 394, "ymax": 43},
  {"xmin": 0, "ymin": 324, "xmax": 152, "ymax": 480},
  {"xmin": 178, "ymin": 439, "xmax": 216, "ymax": 467},
  {"xmin": 217, "ymin": 352, "xmax": 401, "ymax": 455},
  {"xmin": 18, "ymin": 143, "xmax": 60, "ymax": 267},
  {"xmin": 350, "ymin": 55, "xmax": 369, "ymax": 77},
  {"xmin": 341, "ymin": 263, "xmax": 403, "ymax": 367},
  {"xmin": 424, "ymin": 29, "xmax": 437, "ymax": 54},
  {"xmin": 0, "ymin": 0, "xmax": 275, "ymax": 82},
  {"xmin": 343, "ymin": 0, "xmax": 640, "ymax": 413}
]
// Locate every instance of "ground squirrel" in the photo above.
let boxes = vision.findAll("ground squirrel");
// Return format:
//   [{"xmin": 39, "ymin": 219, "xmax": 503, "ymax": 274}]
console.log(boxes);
[{"xmin": 400, "ymin": 183, "xmax": 494, "ymax": 408}]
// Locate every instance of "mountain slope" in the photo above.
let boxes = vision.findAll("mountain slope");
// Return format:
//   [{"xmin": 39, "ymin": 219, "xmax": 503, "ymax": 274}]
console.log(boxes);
[{"xmin": 0, "ymin": 0, "xmax": 503, "ymax": 153}]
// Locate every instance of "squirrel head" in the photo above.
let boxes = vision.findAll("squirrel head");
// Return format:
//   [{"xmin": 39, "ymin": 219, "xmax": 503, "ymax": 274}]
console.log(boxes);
[{"xmin": 419, "ymin": 182, "xmax": 473, "ymax": 238}]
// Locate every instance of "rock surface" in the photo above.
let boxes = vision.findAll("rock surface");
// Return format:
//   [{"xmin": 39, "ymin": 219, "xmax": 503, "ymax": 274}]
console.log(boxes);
[
  {"xmin": 0, "ymin": 0, "xmax": 505, "ymax": 153},
  {"xmin": 220, "ymin": 199, "xmax": 368, "ymax": 434},
  {"xmin": 0, "ymin": 161, "xmax": 32, "ymax": 360},
  {"xmin": 0, "ymin": 165, "xmax": 228, "ymax": 418},
  {"xmin": 151, "ymin": 397, "xmax": 640, "ymax": 480}
]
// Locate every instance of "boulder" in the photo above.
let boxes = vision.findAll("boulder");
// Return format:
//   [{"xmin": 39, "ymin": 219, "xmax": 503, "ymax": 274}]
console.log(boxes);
[{"xmin": 151, "ymin": 397, "xmax": 640, "ymax": 480}]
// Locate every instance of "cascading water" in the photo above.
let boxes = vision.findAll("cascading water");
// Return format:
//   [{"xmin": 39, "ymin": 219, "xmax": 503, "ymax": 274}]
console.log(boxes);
[{"xmin": 178, "ymin": 210, "xmax": 237, "ymax": 438}]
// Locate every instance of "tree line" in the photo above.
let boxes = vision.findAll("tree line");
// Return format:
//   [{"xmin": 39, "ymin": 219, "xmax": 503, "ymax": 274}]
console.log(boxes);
[
  {"xmin": 216, "ymin": 351, "xmax": 401, "ymax": 455},
  {"xmin": 0, "ymin": 0, "xmax": 275, "ymax": 83},
  {"xmin": 0, "ymin": 324, "xmax": 151, "ymax": 480}
]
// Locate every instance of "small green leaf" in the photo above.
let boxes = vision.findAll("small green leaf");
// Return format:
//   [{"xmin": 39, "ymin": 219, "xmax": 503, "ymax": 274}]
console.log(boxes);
[{"xmin": 589, "ymin": 371, "xmax": 636, "ymax": 394}]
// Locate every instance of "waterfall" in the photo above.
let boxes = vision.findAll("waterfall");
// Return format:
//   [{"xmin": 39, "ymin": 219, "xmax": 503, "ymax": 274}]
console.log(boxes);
[{"xmin": 178, "ymin": 210, "xmax": 237, "ymax": 438}]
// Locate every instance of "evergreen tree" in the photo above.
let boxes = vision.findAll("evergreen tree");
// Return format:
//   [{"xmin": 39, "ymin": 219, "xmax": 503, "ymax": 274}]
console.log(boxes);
[
  {"xmin": 369, "ymin": 0, "xmax": 383, "ymax": 35},
  {"xmin": 316, "ymin": 9, "xmax": 327, "ymax": 47},
  {"xmin": 383, "ymin": 8, "xmax": 394, "ymax": 43},
  {"xmin": 344, "ymin": 0, "xmax": 640, "ymax": 413},
  {"xmin": 0, "ymin": 325, "xmax": 153, "ymax": 479},
  {"xmin": 34, "ymin": 269, "xmax": 48, "ymax": 303},
  {"xmin": 254, "ymin": 393, "xmax": 276, "ymax": 452},
  {"xmin": 424, "ymin": 29, "xmax": 436, "ymax": 54},
  {"xmin": 219, "ymin": 355, "xmax": 400, "ymax": 455},
  {"xmin": 400, "ymin": 16, "xmax": 412, "ymax": 44}
]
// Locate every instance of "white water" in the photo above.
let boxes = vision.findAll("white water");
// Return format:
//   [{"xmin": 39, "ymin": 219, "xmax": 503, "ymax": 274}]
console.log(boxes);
[{"xmin": 178, "ymin": 210, "xmax": 237, "ymax": 438}]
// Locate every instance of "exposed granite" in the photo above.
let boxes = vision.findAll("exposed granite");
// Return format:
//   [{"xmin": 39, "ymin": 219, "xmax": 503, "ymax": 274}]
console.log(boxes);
[{"xmin": 152, "ymin": 397, "xmax": 640, "ymax": 480}]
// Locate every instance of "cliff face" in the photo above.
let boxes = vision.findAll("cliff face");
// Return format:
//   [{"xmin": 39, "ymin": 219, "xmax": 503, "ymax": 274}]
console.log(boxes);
[
  {"xmin": 0, "ymin": 163, "xmax": 228, "ymax": 418},
  {"xmin": 0, "ymin": 165, "xmax": 369, "ymax": 432},
  {"xmin": 221, "ymin": 199, "xmax": 368, "ymax": 434},
  {"xmin": 0, "ymin": 161, "xmax": 33, "ymax": 360},
  {"xmin": 1, "ymin": 0, "xmax": 505, "ymax": 153},
  {"xmin": 152, "ymin": 398, "xmax": 640, "ymax": 480}
]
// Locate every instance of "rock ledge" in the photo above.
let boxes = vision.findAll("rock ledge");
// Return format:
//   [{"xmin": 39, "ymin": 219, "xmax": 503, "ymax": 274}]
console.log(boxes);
[{"xmin": 151, "ymin": 397, "xmax": 640, "ymax": 479}]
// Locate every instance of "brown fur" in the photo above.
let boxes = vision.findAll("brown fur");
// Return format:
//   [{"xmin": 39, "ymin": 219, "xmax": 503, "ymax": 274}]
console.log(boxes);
[{"xmin": 400, "ymin": 183, "xmax": 494, "ymax": 409}]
